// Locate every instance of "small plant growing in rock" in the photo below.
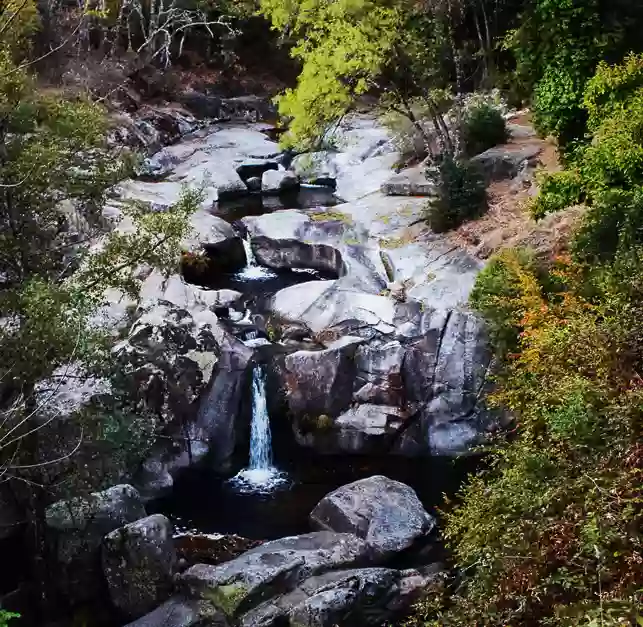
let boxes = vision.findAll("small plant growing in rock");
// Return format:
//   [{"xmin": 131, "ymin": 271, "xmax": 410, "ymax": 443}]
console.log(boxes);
[{"xmin": 424, "ymin": 157, "xmax": 488, "ymax": 233}]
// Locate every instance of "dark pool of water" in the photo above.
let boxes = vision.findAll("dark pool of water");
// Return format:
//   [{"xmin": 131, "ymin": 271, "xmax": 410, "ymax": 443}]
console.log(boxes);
[
  {"xmin": 214, "ymin": 186, "xmax": 339, "ymax": 224},
  {"xmin": 151, "ymin": 452, "xmax": 475, "ymax": 541}
]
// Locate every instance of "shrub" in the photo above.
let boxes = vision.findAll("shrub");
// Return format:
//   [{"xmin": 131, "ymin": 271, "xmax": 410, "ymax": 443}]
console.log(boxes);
[
  {"xmin": 460, "ymin": 101, "xmax": 508, "ymax": 157},
  {"xmin": 424, "ymin": 157, "xmax": 487, "ymax": 232},
  {"xmin": 530, "ymin": 169, "xmax": 584, "ymax": 219},
  {"xmin": 573, "ymin": 187, "xmax": 643, "ymax": 262},
  {"xmin": 469, "ymin": 248, "xmax": 542, "ymax": 356},
  {"xmin": 409, "ymin": 253, "xmax": 643, "ymax": 626},
  {"xmin": 0, "ymin": 611, "xmax": 19, "ymax": 627},
  {"xmin": 584, "ymin": 53, "xmax": 643, "ymax": 131},
  {"xmin": 532, "ymin": 63, "xmax": 591, "ymax": 149}
]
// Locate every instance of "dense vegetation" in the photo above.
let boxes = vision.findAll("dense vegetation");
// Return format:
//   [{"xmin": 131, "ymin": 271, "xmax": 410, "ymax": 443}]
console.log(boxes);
[
  {"xmin": 259, "ymin": 1, "xmax": 643, "ymax": 625},
  {"xmin": 3, "ymin": 0, "xmax": 643, "ymax": 624}
]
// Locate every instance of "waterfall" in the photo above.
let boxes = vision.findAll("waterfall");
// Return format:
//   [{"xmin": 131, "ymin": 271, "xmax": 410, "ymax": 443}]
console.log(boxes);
[
  {"xmin": 236, "ymin": 234, "xmax": 277, "ymax": 280},
  {"xmin": 242, "ymin": 235, "xmax": 256, "ymax": 268},
  {"xmin": 229, "ymin": 365, "xmax": 287, "ymax": 492},
  {"xmin": 247, "ymin": 366, "xmax": 273, "ymax": 472}
]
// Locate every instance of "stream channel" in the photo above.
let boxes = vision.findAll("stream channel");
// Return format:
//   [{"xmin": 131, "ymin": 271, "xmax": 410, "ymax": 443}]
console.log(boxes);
[{"xmin": 151, "ymin": 187, "xmax": 474, "ymax": 541}]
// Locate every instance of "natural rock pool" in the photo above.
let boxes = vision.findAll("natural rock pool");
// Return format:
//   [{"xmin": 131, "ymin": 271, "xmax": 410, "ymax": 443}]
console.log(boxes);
[{"xmin": 30, "ymin": 112, "xmax": 496, "ymax": 627}]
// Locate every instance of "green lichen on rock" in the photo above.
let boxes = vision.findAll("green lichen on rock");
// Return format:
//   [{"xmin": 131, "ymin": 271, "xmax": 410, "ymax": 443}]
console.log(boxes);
[{"xmin": 203, "ymin": 582, "xmax": 249, "ymax": 616}]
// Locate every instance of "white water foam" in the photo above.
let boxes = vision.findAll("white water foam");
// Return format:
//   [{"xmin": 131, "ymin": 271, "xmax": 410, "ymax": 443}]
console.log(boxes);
[
  {"xmin": 228, "ymin": 365, "xmax": 288, "ymax": 493},
  {"xmin": 237, "ymin": 235, "xmax": 277, "ymax": 280}
]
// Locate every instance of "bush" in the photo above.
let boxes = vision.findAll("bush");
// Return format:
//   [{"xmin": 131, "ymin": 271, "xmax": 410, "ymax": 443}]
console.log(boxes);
[
  {"xmin": 530, "ymin": 169, "xmax": 584, "ymax": 219},
  {"xmin": 469, "ymin": 248, "xmax": 541, "ymax": 356},
  {"xmin": 584, "ymin": 53, "xmax": 643, "ymax": 131},
  {"xmin": 532, "ymin": 63, "xmax": 590, "ymax": 149},
  {"xmin": 424, "ymin": 157, "xmax": 487, "ymax": 232},
  {"xmin": 0, "ymin": 611, "xmax": 19, "ymax": 627},
  {"xmin": 461, "ymin": 101, "xmax": 508, "ymax": 157},
  {"xmin": 409, "ymin": 253, "xmax": 643, "ymax": 626}
]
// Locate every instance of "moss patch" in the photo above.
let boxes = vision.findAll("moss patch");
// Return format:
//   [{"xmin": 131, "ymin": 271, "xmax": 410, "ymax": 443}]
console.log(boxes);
[{"xmin": 203, "ymin": 583, "xmax": 249, "ymax": 616}]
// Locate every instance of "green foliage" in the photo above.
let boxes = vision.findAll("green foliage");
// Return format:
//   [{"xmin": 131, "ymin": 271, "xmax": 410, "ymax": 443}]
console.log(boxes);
[
  {"xmin": 584, "ymin": 53, "xmax": 643, "ymax": 131},
  {"xmin": 260, "ymin": 0, "xmax": 401, "ymax": 149},
  {"xmin": 469, "ymin": 248, "xmax": 541, "ymax": 356},
  {"xmin": 532, "ymin": 63, "xmax": 590, "ymax": 147},
  {"xmin": 420, "ymin": 49, "xmax": 643, "ymax": 627},
  {"xmin": 411, "ymin": 251, "xmax": 643, "ymax": 625},
  {"xmin": 530, "ymin": 169, "xmax": 584, "ymax": 219},
  {"xmin": 424, "ymin": 157, "xmax": 487, "ymax": 232},
  {"xmin": 506, "ymin": 0, "xmax": 643, "ymax": 147},
  {"xmin": 461, "ymin": 102, "xmax": 508, "ymax": 157},
  {"xmin": 0, "ymin": 610, "xmax": 19, "ymax": 627}
]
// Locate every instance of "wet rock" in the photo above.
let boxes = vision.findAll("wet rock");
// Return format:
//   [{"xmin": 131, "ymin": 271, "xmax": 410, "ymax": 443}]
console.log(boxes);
[
  {"xmin": 381, "ymin": 163, "xmax": 435, "ymax": 196},
  {"xmin": 295, "ymin": 404, "xmax": 415, "ymax": 454},
  {"xmin": 251, "ymin": 237, "xmax": 344, "ymax": 277},
  {"xmin": 245, "ymin": 176, "xmax": 262, "ymax": 192},
  {"xmin": 193, "ymin": 332, "xmax": 254, "ymax": 472},
  {"xmin": 283, "ymin": 336, "xmax": 362, "ymax": 418},
  {"xmin": 102, "ymin": 514, "xmax": 177, "ymax": 619},
  {"xmin": 236, "ymin": 160, "xmax": 279, "ymax": 182},
  {"xmin": 310, "ymin": 476, "xmax": 436, "ymax": 560},
  {"xmin": 262, "ymin": 169, "xmax": 300, "ymax": 194},
  {"xmin": 179, "ymin": 532, "xmax": 372, "ymax": 618},
  {"xmin": 124, "ymin": 597, "xmax": 229, "ymax": 627},
  {"xmin": 176, "ymin": 533, "xmax": 262, "ymax": 567},
  {"xmin": 471, "ymin": 144, "xmax": 542, "ymax": 182}
]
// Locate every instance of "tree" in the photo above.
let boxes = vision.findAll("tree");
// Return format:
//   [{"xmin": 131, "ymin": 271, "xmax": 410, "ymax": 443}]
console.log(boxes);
[
  {"xmin": 259, "ymin": 0, "xmax": 459, "ymax": 155},
  {"xmin": 0, "ymin": 5, "xmax": 200, "ymax": 618}
]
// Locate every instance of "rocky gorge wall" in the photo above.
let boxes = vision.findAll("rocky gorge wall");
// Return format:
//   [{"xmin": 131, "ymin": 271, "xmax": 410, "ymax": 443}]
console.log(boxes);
[{"xmin": 1, "ymin": 94, "xmax": 544, "ymax": 626}]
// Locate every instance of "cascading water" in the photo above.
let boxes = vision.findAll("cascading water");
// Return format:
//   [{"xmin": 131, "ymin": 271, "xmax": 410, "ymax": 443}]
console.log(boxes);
[
  {"xmin": 229, "ymin": 365, "xmax": 287, "ymax": 492},
  {"xmin": 237, "ymin": 234, "xmax": 276, "ymax": 280}
]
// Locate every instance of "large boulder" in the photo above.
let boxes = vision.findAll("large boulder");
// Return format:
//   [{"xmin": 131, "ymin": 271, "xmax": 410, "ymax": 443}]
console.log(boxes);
[
  {"xmin": 241, "ymin": 568, "xmax": 407, "ymax": 627},
  {"xmin": 236, "ymin": 159, "xmax": 279, "ymax": 183},
  {"xmin": 471, "ymin": 144, "xmax": 541, "ymax": 182},
  {"xmin": 45, "ymin": 484, "xmax": 146, "ymax": 603},
  {"xmin": 302, "ymin": 404, "xmax": 413, "ymax": 454},
  {"xmin": 114, "ymin": 302, "xmax": 221, "ymax": 497},
  {"xmin": 310, "ymin": 476, "xmax": 436, "ymax": 560},
  {"xmin": 46, "ymin": 484, "xmax": 146, "ymax": 563},
  {"xmin": 251, "ymin": 237, "xmax": 344, "ymax": 277},
  {"xmin": 282, "ymin": 337, "xmax": 363, "ymax": 419},
  {"xmin": 125, "ymin": 597, "xmax": 229, "ymax": 627},
  {"xmin": 179, "ymin": 532, "xmax": 372, "ymax": 619},
  {"xmin": 191, "ymin": 332, "xmax": 254, "ymax": 472},
  {"xmin": 102, "ymin": 514, "xmax": 177, "ymax": 619},
  {"xmin": 381, "ymin": 163, "xmax": 435, "ymax": 196}
]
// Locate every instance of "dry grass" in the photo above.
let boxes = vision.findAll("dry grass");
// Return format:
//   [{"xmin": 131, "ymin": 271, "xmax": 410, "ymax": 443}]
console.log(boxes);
[{"xmin": 447, "ymin": 113, "xmax": 575, "ymax": 260}]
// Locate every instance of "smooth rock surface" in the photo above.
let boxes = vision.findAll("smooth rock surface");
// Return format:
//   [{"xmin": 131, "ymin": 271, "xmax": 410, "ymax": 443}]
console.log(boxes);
[
  {"xmin": 283, "ymin": 337, "xmax": 363, "ymax": 418},
  {"xmin": 179, "ymin": 532, "xmax": 372, "ymax": 617},
  {"xmin": 381, "ymin": 163, "xmax": 435, "ymax": 196},
  {"xmin": 310, "ymin": 476, "xmax": 436, "ymax": 559},
  {"xmin": 471, "ymin": 144, "xmax": 542, "ymax": 181},
  {"xmin": 124, "ymin": 597, "xmax": 229, "ymax": 627}
]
